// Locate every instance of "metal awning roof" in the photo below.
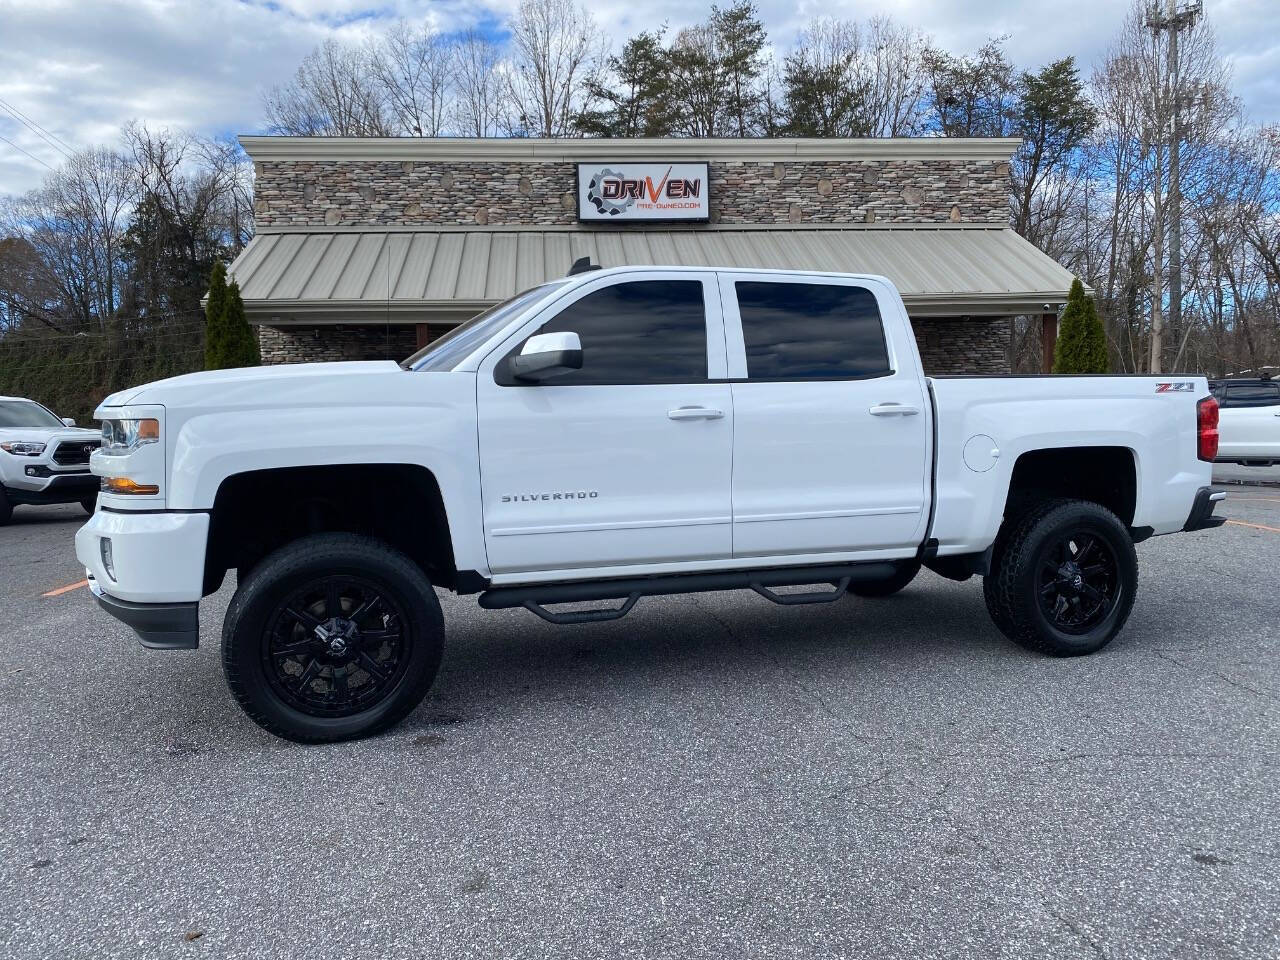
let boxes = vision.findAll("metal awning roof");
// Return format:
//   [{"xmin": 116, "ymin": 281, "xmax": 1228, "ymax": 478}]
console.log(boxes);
[{"xmin": 230, "ymin": 224, "xmax": 1078, "ymax": 324}]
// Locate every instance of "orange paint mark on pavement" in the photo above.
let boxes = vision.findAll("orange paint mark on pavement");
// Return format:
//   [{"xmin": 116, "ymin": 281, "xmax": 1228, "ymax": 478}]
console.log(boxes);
[
  {"xmin": 1226, "ymin": 519, "xmax": 1280, "ymax": 534},
  {"xmin": 42, "ymin": 579, "xmax": 88, "ymax": 598}
]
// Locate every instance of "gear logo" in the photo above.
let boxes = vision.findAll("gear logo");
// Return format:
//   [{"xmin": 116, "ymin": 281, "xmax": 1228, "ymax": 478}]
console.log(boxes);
[{"xmin": 585, "ymin": 168, "xmax": 634, "ymax": 217}]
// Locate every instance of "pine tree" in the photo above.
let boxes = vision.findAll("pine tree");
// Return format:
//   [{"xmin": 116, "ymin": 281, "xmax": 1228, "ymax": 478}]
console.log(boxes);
[
  {"xmin": 1053, "ymin": 277, "xmax": 1109, "ymax": 374},
  {"xmin": 204, "ymin": 261, "xmax": 228, "ymax": 370},
  {"xmin": 220, "ymin": 279, "xmax": 260, "ymax": 368}
]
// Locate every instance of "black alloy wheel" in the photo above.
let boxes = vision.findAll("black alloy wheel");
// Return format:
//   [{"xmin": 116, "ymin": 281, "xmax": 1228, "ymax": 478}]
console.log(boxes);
[
  {"xmin": 1034, "ymin": 532, "xmax": 1121, "ymax": 634},
  {"xmin": 223, "ymin": 533, "xmax": 444, "ymax": 743},
  {"xmin": 264, "ymin": 575, "xmax": 411, "ymax": 718}
]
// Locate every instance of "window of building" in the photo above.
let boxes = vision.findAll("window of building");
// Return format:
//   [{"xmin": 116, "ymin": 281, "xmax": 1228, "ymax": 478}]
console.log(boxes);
[{"xmin": 734, "ymin": 282, "xmax": 891, "ymax": 380}]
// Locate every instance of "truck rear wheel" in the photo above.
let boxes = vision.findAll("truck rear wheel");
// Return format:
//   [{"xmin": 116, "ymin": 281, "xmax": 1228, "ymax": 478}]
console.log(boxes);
[
  {"xmin": 0, "ymin": 487, "xmax": 11, "ymax": 525},
  {"xmin": 982, "ymin": 499, "xmax": 1137, "ymax": 657},
  {"xmin": 222, "ymin": 533, "xmax": 444, "ymax": 743}
]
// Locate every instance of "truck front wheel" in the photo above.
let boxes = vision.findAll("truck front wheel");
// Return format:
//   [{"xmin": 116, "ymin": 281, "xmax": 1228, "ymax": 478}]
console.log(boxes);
[
  {"xmin": 982, "ymin": 499, "xmax": 1137, "ymax": 657},
  {"xmin": 222, "ymin": 533, "xmax": 444, "ymax": 743}
]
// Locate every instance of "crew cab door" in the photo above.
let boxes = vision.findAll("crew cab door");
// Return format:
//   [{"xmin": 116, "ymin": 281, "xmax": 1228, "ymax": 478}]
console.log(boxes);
[
  {"xmin": 718, "ymin": 273, "xmax": 932, "ymax": 559},
  {"xmin": 476, "ymin": 272, "xmax": 732, "ymax": 576}
]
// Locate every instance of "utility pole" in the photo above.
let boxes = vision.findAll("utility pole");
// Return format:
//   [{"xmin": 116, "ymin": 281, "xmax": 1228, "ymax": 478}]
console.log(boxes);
[{"xmin": 1145, "ymin": 0, "xmax": 1202, "ymax": 373}]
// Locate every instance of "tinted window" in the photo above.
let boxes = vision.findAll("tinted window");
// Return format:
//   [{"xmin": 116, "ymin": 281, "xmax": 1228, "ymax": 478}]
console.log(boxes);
[
  {"xmin": 510, "ymin": 280, "xmax": 707, "ymax": 385},
  {"xmin": 1223, "ymin": 383, "xmax": 1280, "ymax": 407},
  {"xmin": 735, "ymin": 282, "xmax": 891, "ymax": 380}
]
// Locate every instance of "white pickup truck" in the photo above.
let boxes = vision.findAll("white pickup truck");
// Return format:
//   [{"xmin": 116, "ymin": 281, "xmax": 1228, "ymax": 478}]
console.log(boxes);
[{"xmin": 76, "ymin": 265, "xmax": 1225, "ymax": 742}]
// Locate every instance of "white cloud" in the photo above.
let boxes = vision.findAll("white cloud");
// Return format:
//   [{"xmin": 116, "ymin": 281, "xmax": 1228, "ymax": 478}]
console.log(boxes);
[{"xmin": 1, "ymin": 0, "xmax": 1275, "ymax": 196}]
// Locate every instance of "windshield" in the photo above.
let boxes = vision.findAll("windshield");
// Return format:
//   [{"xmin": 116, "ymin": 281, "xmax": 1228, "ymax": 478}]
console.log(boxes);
[
  {"xmin": 0, "ymin": 399, "xmax": 64, "ymax": 429},
  {"xmin": 403, "ymin": 282, "xmax": 569, "ymax": 372}
]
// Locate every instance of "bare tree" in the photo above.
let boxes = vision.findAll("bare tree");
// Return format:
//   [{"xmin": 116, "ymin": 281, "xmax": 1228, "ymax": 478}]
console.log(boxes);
[
  {"xmin": 782, "ymin": 16, "xmax": 928, "ymax": 138},
  {"xmin": 860, "ymin": 17, "xmax": 930, "ymax": 137},
  {"xmin": 1087, "ymin": 2, "xmax": 1238, "ymax": 372},
  {"xmin": 451, "ymin": 29, "xmax": 503, "ymax": 137},
  {"xmin": 500, "ymin": 0, "xmax": 605, "ymax": 137},
  {"xmin": 371, "ymin": 21, "xmax": 453, "ymax": 137},
  {"xmin": 1, "ymin": 146, "xmax": 133, "ymax": 330},
  {"xmin": 262, "ymin": 39, "xmax": 393, "ymax": 137},
  {"xmin": 121, "ymin": 123, "xmax": 243, "ymax": 315}
]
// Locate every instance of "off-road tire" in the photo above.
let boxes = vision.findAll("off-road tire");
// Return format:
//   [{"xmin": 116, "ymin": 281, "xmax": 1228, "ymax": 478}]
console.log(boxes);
[
  {"xmin": 0, "ymin": 487, "xmax": 11, "ymax": 525},
  {"xmin": 848, "ymin": 559, "xmax": 921, "ymax": 597},
  {"xmin": 983, "ymin": 499, "xmax": 1137, "ymax": 657},
  {"xmin": 81, "ymin": 496, "xmax": 97, "ymax": 515},
  {"xmin": 981, "ymin": 499, "xmax": 1064, "ymax": 637},
  {"xmin": 222, "ymin": 533, "xmax": 444, "ymax": 743}
]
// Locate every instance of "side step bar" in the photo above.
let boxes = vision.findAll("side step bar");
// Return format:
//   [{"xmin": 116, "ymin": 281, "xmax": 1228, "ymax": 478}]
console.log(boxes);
[{"xmin": 478, "ymin": 561, "xmax": 898, "ymax": 625}]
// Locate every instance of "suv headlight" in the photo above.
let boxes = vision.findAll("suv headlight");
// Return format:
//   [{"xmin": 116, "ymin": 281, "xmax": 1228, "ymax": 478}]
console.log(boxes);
[
  {"xmin": 100, "ymin": 418, "xmax": 159, "ymax": 454},
  {"xmin": 0, "ymin": 441, "xmax": 46, "ymax": 456}
]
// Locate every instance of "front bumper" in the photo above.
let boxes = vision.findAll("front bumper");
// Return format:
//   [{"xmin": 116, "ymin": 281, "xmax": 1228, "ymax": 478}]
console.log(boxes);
[
  {"xmin": 1183, "ymin": 486, "xmax": 1227, "ymax": 532},
  {"xmin": 89, "ymin": 575, "xmax": 199, "ymax": 649},
  {"xmin": 5, "ymin": 472, "xmax": 99, "ymax": 505},
  {"xmin": 75, "ymin": 508, "xmax": 209, "ymax": 603}
]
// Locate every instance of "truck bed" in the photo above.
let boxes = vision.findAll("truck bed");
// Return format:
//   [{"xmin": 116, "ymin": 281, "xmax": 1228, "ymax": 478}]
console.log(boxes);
[{"xmin": 926, "ymin": 374, "xmax": 1213, "ymax": 555}]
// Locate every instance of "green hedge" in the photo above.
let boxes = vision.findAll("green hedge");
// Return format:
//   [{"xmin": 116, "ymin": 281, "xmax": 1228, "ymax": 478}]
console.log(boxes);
[{"xmin": 0, "ymin": 317, "xmax": 205, "ymax": 424}]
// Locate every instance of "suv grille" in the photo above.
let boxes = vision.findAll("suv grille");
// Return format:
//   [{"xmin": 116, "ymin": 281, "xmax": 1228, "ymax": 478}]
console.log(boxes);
[{"xmin": 52, "ymin": 439, "xmax": 100, "ymax": 466}]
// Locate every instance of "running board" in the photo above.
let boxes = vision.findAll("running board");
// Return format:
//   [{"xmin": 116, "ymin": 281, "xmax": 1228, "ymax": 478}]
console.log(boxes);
[{"xmin": 478, "ymin": 561, "xmax": 896, "ymax": 625}]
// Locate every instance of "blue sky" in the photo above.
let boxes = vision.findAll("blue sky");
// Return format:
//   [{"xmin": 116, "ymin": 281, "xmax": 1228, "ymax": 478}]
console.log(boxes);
[{"xmin": 0, "ymin": 0, "xmax": 1276, "ymax": 196}]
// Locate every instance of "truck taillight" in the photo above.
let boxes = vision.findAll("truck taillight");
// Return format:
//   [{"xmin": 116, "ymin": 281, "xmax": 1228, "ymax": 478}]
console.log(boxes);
[{"xmin": 1197, "ymin": 396, "xmax": 1219, "ymax": 462}]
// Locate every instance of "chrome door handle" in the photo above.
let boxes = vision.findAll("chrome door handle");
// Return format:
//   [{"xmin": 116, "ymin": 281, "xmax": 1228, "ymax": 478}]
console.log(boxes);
[
  {"xmin": 869, "ymin": 402, "xmax": 920, "ymax": 417},
  {"xmin": 668, "ymin": 406, "xmax": 724, "ymax": 421}
]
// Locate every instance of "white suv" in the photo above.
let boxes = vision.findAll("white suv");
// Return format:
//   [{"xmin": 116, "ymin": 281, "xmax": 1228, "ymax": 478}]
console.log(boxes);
[{"xmin": 0, "ymin": 396, "xmax": 102, "ymax": 524}]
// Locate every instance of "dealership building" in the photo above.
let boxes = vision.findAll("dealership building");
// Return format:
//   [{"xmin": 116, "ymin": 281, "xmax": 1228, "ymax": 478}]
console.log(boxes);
[{"xmin": 231, "ymin": 136, "xmax": 1077, "ymax": 373}]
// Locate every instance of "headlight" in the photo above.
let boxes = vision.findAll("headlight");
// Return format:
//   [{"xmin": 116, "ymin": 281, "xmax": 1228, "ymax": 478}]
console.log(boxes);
[
  {"xmin": 100, "ymin": 418, "xmax": 159, "ymax": 454},
  {"xmin": 0, "ymin": 441, "xmax": 46, "ymax": 456}
]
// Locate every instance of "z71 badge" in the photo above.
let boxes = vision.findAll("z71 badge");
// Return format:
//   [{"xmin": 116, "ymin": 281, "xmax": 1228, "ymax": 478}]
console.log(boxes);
[{"xmin": 1155, "ymin": 382, "xmax": 1195, "ymax": 392}]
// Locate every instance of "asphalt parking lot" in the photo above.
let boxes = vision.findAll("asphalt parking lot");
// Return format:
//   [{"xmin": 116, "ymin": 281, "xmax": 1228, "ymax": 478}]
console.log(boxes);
[{"xmin": 1, "ymin": 485, "xmax": 1277, "ymax": 959}]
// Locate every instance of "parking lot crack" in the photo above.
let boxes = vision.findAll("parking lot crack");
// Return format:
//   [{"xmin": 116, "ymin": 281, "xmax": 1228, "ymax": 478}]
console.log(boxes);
[
  {"xmin": 1047, "ymin": 907, "xmax": 1108, "ymax": 959},
  {"xmin": 1152, "ymin": 649, "xmax": 1280, "ymax": 706}
]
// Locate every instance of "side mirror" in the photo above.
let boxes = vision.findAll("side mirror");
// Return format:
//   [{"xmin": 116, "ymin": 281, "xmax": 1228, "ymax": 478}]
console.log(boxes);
[
  {"xmin": 509, "ymin": 331, "xmax": 583, "ymax": 383},
  {"xmin": 62, "ymin": 417, "xmax": 77, "ymax": 427}
]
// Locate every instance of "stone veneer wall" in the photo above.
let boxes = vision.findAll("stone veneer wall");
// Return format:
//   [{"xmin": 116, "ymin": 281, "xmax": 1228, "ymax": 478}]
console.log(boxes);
[
  {"xmin": 258, "ymin": 324, "xmax": 418, "ymax": 364},
  {"xmin": 253, "ymin": 158, "xmax": 1010, "ymax": 229},
  {"xmin": 911, "ymin": 317, "xmax": 1010, "ymax": 374},
  {"xmin": 259, "ymin": 318, "xmax": 1011, "ymax": 373}
]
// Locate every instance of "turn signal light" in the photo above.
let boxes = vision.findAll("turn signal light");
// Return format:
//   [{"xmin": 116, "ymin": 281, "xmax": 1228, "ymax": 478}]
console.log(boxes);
[
  {"xmin": 1196, "ymin": 396, "xmax": 1219, "ymax": 462},
  {"xmin": 103, "ymin": 477, "xmax": 159, "ymax": 495}
]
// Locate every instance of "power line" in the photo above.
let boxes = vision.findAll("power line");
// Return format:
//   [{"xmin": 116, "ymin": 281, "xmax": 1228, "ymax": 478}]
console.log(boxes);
[
  {"xmin": 0, "ymin": 95, "xmax": 76, "ymax": 156},
  {"xmin": 0, "ymin": 320, "xmax": 207, "ymax": 347},
  {"xmin": 0, "ymin": 132, "xmax": 55, "ymax": 171},
  {"xmin": 0, "ymin": 103, "xmax": 71, "ymax": 161},
  {"xmin": 0, "ymin": 349, "xmax": 206, "ymax": 369}
]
